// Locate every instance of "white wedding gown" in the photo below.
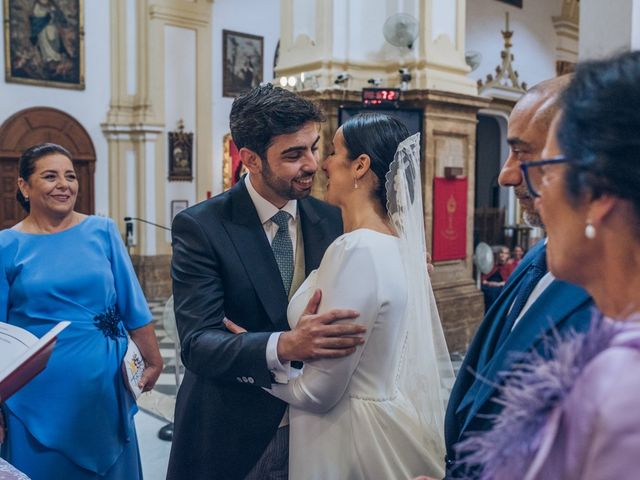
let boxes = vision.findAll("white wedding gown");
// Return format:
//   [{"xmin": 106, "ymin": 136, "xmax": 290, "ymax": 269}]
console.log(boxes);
[{"xmin": 268, "ymin": 229, "xmax": 445, "ymax": 480}]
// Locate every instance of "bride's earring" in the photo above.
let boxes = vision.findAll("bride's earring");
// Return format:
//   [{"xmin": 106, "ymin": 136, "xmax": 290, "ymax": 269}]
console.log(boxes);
[
  {"xmin": 585, "ymin": 221, "xmax": 596, "ymax": 239},
  {"xmin": 354, "ymin": 177, "xmax": 359, "ymax": 189}
]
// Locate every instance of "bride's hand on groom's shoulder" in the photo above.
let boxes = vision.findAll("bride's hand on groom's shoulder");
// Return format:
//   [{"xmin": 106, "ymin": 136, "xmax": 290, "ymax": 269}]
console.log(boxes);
[{"xmin": 277, "ymin": 289, "xmax": 364, "ymax": 363}]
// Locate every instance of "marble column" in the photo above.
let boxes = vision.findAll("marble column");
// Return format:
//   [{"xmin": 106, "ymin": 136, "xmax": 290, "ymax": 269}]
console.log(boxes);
[
  {"xmin": 553, "ymin": 0, "xmax": 580, "ymax": 75},
  {"xmin": 102, "ymin": 0, "xmax": 213, "ymax": 299},
  {"xmin": 283, "ymin": 0, "xmax": 488, "ymax": 351}
]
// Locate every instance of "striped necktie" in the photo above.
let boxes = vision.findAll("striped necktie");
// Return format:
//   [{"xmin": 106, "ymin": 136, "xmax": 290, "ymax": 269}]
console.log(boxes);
[{"xmin": 270, "ymin": 211, "xmax": 294, "ymax": 294}]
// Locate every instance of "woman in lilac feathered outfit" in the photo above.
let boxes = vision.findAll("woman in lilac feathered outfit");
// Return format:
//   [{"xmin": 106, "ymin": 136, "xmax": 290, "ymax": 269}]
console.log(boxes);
[{"xmin": 454, "ymin": 51, "xmax": 640, "ymax": 480}]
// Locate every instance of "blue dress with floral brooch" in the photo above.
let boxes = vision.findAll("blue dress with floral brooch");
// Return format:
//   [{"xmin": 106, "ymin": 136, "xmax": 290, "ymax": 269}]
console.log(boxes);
[{"xmin": 0, "ymin": 216, "xmax": 151, "ymax": 479}]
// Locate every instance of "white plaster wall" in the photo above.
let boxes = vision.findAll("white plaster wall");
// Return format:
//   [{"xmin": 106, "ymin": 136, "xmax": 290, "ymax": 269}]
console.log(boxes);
[
  {"xmin": 343, "ymin": 1, "xmax": 389, "ymax": 62},
  {"xmin": 164, "ymin": 25, "xmax": 197, "ymax": 242},
  {"xmin": 211, "ymin": 0, "xmax": 280, "ymax": 195},
  {"xmin": 466, "ymin": 0, "xmax": 561, "ymax": 88},
  {"xmin": 292, "ymin": 0, "xmax": 316, "ymax": 41},
  {"xmin": 433, "ymin": 0, "xmax": 457, "ymax": 43},
  {"xmin": 334, "ymin": 0, "xmax": 421, "ymax": 64},
  {"xmin": 579, "ymin": 0, "xmax": 635, "ymax": 59},
  {"xmin": 634, "ymin": 0, "xmax": 640, "ymax": 50},
  {"xmin": 0, "ymin": 1, "xmax": 111, "ymax": 215}
]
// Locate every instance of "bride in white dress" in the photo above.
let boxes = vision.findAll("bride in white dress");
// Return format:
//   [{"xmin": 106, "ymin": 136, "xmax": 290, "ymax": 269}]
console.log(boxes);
[{"xmin": 264, "ymin": 113, "xmax": 454, "ymax": 479}]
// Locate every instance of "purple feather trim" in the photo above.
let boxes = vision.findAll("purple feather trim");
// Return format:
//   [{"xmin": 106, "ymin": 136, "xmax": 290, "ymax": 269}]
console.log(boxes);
[{"xmin": 453, "ymin": 312, "xmax": 621, "ymax": 480}]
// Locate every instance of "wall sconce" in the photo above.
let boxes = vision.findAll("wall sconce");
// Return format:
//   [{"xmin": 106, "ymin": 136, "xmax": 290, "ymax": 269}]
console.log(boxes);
[
  {"xmin": 399, "ymin": 68, "xmax": 412, "ymax": 91},
  {"xmin": 334, "ymin": 72, "xmax": 351, "ymax": 85}
]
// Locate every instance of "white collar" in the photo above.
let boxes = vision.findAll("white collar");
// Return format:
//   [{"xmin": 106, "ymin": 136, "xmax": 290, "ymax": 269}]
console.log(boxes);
[{"xmin": 245, "ymin": 173, "xmax": 297, "ymax": 225}]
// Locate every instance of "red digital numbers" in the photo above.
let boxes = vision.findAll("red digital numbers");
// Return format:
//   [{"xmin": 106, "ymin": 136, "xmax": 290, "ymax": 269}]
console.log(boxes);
[{"xmin": 362, "ymin": 88, "xmax": 400, "ymax": 105}]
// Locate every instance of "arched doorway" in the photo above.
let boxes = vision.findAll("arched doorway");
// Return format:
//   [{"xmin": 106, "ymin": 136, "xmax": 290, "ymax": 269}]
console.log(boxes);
[
  {"xmin": 0, "ymin": 107, "xmax": 96, "ymax": 229},
  {"xmin": 474, "ymin": 112, "xmax": 509, "ymax": 247}
]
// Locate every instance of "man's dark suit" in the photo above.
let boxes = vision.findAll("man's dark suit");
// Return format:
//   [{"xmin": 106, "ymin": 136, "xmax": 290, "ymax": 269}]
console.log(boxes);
[
  {"xmin": 166, "ymin": 179, "xmax": 342, "ymax": 480},
  {"xmin": 444, "ymin": 240, "xmax": 594, "ymax": 477}
]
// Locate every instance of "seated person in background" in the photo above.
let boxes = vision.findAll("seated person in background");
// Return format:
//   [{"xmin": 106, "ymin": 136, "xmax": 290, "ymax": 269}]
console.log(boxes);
[
  {"xmin": 481, "ymin": 246, "xmax": 513, "ymax": 311},
  {"xmin": 510, "ymin": 245, "xmax": 525, "ymax": 269}
]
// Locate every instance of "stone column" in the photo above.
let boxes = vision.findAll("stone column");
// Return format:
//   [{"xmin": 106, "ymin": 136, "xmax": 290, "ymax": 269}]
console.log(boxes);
[
  {"xmin": 299, "ymin": 88, "xmax": 489, "ymax": 353},
  {"xmin": 102, "ymin": 0, "xmax": 213, "ymax": 299},
  {"xmin": 403, "ymin": 90, "xmax": 490, "ymax": 353},
  {"xmin": 277, "ymin": 0, "xmax": 476, "ymax": 95},
  {"xmin": 553, "ymin": 0, "xmax": 580, "ymax": 75},
  {"xmin": 286, "ymin": 0, "xmax": 489, "ymax": 351}
]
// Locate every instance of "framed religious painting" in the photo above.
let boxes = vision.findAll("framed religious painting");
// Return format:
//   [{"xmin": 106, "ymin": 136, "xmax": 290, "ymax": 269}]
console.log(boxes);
[
  {"xmin": 495, "ymin": 0, "xmax": 523, "ymax": 7},
  {"xmin": 168, "ymin": 120, "xmax": 194, "ymax": 181},
  {"xmin": 4, "ymin": 0, "xmax": 85, "ymax": 89},
  {"xmin": 222, "ymin": 29, "xmax": 263, "ymax": 98},
  {"xmin": 171, "ymin": 200, "xmax": 188, "ymax": 220}
]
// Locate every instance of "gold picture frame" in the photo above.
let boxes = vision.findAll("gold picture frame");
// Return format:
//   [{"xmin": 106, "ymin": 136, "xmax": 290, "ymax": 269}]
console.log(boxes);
[
  {"xmin": 4, "ymin": 0, "xmax": 85, "ymax": 89},
  {"xmin": 223, "ymin": 133, "xmax": 246, "ymax": 191}
]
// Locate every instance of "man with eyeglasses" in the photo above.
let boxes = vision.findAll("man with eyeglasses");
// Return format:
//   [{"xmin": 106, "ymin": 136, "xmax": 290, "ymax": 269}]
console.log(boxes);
[{"xmin": 441, "ymin": 76, "xmax": 595, "ymax": 479}]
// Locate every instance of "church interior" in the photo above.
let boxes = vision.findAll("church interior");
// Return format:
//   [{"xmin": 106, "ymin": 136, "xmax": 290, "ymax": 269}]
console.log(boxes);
[{"xmin": 1, "ymin": 0, "xmax": 636, "ymax": 477}]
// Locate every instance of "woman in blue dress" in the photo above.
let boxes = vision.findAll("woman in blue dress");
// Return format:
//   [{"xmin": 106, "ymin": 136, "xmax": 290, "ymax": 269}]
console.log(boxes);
[{"xmin": 0, "ymin": 143, "xmax": 163, "ymax": 479}]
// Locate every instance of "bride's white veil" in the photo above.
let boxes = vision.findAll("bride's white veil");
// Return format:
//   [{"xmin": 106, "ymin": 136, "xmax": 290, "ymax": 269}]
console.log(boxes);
[{"xmin": 385, "ymin": 132, "xmax": 455, "ymax": 446}]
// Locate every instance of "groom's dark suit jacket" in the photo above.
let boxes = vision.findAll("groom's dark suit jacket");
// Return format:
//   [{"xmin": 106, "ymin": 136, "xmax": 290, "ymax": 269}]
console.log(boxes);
[
  {"xmin": 444, "ymin": 240, "xmax": 594, "ymax": 477},
  {"xmin": 166, "ymin": 179, "xmax": 342, "ymax": 480}
]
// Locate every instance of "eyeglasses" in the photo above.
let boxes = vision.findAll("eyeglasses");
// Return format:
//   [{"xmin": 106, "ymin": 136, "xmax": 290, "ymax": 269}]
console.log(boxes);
[{"xmin": 520, "ymin": 156, "xmax": 570, "ymax": 198}]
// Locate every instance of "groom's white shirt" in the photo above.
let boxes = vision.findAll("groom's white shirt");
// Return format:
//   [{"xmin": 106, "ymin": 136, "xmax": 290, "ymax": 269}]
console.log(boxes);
[{"xmin": 245, "ymin": 174, "xmax": 293, "ymax": 384}]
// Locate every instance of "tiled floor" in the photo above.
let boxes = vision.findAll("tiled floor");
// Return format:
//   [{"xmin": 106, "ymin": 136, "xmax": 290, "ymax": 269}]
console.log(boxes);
[
  {"xmin": 148, "ymin": 300, "xmax": 183, "ymax": 398},
  {"xmin": 136, "ymin": 300, "xmax": 180, "ymax": 479},
  {"xmin": 136, "ymin": 410, "xmax": 172, "ymax": 479}
]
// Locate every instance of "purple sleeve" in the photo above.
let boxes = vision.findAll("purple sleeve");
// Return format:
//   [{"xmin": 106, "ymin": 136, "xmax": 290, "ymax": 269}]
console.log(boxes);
[{"xmin": 530, "ymin": 346, "xmax": 640, "ymax": 480}]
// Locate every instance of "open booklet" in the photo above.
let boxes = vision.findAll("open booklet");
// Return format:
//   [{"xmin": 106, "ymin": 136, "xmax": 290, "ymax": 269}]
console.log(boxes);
[
  {"xmin": 0, "ymin": 321, "xmax": 70, "ymax": 402},
  {"xmin": 122, "ymin": 337, "xmax": 145, "ymax": 400}
]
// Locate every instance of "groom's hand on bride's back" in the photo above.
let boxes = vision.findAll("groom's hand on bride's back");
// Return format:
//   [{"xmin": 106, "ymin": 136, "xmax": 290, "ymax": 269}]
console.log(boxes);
[{"xmin": 277, "ymin": 289, "xmax": 364, "ymax": 362}]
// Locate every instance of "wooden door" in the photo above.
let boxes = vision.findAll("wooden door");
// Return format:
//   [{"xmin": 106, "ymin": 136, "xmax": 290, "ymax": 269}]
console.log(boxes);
[
  {"xmin": 0, "ymin": 158, "xmax": 23, "ymax": 230},
  {"xmin": 0, "ymin": 107, "xmax": 96, "ymax": 229}
]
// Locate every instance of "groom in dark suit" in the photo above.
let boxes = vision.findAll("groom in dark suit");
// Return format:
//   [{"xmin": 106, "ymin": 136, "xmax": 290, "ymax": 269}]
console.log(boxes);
[
  {"xmin": 442, "ymin": 76, "xmax": 594, "ymax": 478},
  {"xmin": 167, "ymin": 85, "xmax": 364, "ymax": 480}
]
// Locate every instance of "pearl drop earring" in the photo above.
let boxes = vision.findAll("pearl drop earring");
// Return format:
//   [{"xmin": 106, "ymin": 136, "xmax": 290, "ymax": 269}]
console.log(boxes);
[{"xmin": 585, "ymin": 222, "xmax": 596, "ymax": 239}]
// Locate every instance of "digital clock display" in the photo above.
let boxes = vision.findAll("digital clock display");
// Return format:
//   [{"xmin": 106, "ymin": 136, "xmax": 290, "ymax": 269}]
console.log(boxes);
[{"xmin": 362, "ymin": 88, "xmax": 401, "ymax": 106}]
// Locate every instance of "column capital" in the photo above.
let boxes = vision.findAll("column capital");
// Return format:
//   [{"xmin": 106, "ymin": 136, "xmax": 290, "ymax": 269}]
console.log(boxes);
[{"xmin": 276, "ymin": 0, "xmax": 477, "ymax": 96}]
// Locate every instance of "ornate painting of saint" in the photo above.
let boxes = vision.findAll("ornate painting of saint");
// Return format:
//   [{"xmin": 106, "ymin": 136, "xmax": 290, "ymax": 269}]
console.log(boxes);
[
  {"xmin": 168, "ymin": 121, "xmax": 194, "ymax": 182},
  {"xmin": 4, "ymin": 0, "xmax": 84, "ymax": 89},
  {"xmin": 222, "ymin": 30, "xmax": 264, "ymax": 98}
]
